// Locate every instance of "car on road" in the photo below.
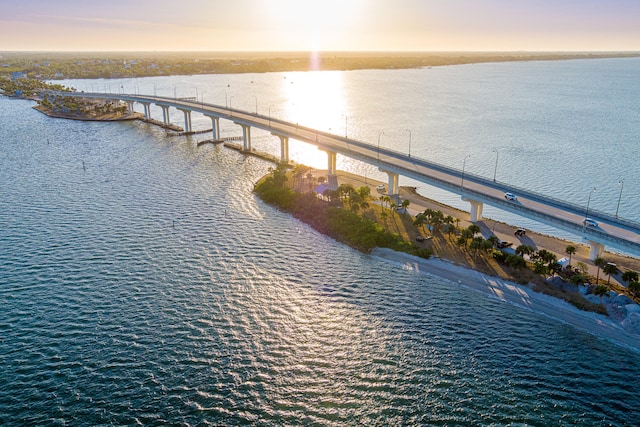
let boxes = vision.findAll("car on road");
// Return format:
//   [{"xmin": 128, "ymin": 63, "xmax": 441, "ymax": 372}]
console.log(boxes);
[
  {"xmin": 514, "ymin": 228, "xmax": 526, "ymax": 237},
  {"xmin": 583, "ymin": 218, "xmax": 598, "ymax": 227},
  {"xmin": 496, "ymin": 240, "xmax": 513, "ymax": 249},
  {"xmin": 504, "ymin": 192, "xmax": 518, "ymax": 201},
  {"xmin": 376, "ymin": 184, "xmax": 385, "ymax": 191}
]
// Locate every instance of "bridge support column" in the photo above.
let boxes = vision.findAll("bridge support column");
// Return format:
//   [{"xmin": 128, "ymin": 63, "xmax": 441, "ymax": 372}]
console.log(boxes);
[
  {"xmin": 126, "ymin": 101, "xmax": 134, "ymax": 113},
  {"xmin": 178, "ymin": 109, "xmax": 192, "ymax": 133},
  {"xmin": 140, "ymin": 102, "xmax": 151, "ymax": 121},
  {"xmin": 240, "ymin": 125, "xmax": 252, "ymax": 151},
  {"xmin": 586, "ymin": 240, "xmax": 605, "ymax": 261},
  {"xmin": 210, "ymin": 116, "xmax": 220, "ymax": 141},
  {"xmin": 160, "ymin": 105, "xmax": 171, "ymax": 126},
  {"xmin": 386, "ymin": 172, "xmax": 399, "ymax": 197},
  {"xmin": 326, "ymin": 151, "xmax": 338, "ymax": 189},
  {"xmin": 276, "ymin": 135, "xmax": 289, "ymax": 164},
  {"xmin": 467, "ymin": 199, "xmax": 484, "ymax": 222}
]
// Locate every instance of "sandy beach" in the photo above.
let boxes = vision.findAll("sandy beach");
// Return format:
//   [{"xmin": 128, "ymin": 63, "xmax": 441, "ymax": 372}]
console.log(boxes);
[{"xmin": 372, "ymin": 247, "xmax": 640, "ymax": 353}]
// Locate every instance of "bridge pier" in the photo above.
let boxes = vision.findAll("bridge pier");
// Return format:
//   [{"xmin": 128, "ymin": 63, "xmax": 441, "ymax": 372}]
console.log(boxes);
[
  {"xmin": 586, "ymin": 240, "xmax": 605, "ymax": 261},
  {"xmin": 160, "ymin": 105, "xmax": 171, "ymax": 127},
  {"xmin": 320, "ymin": 150, "xmax": 337, "ymax": 188},
  {"xmin": 205, "ymin": 115, "xmax": 220, "ymax": 140},
  {"xmin": 140, "ymin": 102, "xmax": 151, "ymax": 121},
  {"xmin": 466, "ymin": 199, "xmax": 484, "ymax": 222},
  {"xmin": 275, "ymin": 134, "xmax": 289, "ymax": 164},
  {"xmin": 379, "ymin": 169, "xmax": 399, "ymax": 197},
  {"xmin": 177, "ymin": 109, "xmax": 192, "ymax": 133},
  {"xmin": 240, "ymin": 124, "xmax": 252, "ymax": 151},
  {"xmin": 126, "ymin": 101, "xmax": 134, "ymax": 113}
]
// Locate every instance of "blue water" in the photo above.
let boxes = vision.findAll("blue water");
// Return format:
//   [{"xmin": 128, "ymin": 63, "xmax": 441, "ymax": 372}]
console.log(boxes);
[{"xmin": 1, "ymin": 59, "xmax": 640, "ymax": 425}]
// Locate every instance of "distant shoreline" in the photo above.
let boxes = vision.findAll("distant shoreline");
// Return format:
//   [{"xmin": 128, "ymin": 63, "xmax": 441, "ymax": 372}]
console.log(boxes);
[{"xmin": 2, "ymin": 51, "xmax": 638, "ymax": 80}]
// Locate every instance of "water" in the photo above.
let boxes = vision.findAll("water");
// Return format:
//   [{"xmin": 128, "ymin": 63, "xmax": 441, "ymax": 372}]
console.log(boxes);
[{"xmin": 1, "ymin": 59, "xmax": 640, "ymax": 425}]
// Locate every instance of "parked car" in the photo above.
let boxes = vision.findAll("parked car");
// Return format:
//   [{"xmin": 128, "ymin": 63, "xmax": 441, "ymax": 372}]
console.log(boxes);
[
  {"xmin": 376, "ymin": 184, "xmax": 385, "ymax": 191},
  {"xmin": 514, "ymin": 228, "xmax": 526, "ymax": 237},
  {"xmin": 504, "ymin": 192, "xmax": 518, "ymax": 201},
  {"xmin": 583, "ymin": 218, "xmax": 598, "ymax": 227},
  {"xmin": 496, "ymin": 240, "xmax": 513, "ymax": 249},
  {"xmin": 415, "ymin": 235, "xmax": 425, "ymax": 242}
]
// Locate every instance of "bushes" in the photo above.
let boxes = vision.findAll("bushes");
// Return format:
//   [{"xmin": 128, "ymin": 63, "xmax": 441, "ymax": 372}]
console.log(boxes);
[{"xmin": 254, "ymin": 172, "xmax": 431, "ymax": 259}]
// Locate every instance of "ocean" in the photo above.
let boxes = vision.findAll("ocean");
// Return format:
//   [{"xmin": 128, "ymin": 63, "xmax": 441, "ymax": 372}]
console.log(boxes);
[{"xmin": 1, "ymin": 58, "xmax": 639, "ymax": 425}]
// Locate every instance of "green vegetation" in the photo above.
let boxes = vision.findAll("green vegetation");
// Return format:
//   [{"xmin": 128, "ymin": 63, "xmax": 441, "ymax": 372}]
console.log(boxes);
[{"xmin": 254, "ymin": 165, "xmax": 431, "ymax": 258}]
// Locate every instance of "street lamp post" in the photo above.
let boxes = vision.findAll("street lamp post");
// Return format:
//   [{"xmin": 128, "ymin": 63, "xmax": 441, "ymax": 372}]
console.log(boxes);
[
  {"xmin": 461, "ymin": 155, "xmax": 471, "ymax": 190},
  {"xmin": 344, "ymin": 114, "xmax": 348, "ymax": 138},
  {"xmin": 492, "ymin": 149, "xmax": 499, "ymax": 182},
  {"xmin": 615, "ymin": 180, "xmax": 624, "ymax": 218},
  {"xmin": 253, "ymin": 95, "xmax": 258, "ymax": 114},
  {"xmin": 585, "ymin": 187, "xmax": 597, "ymax": 222},
  {"xmin": 406, "ymin": 129, "xmax": 412, "ymax": 157},
  {"xmin": 269, "ymin": 104, "xmax": 274, "ymax": 127},
  {"xmin": 229, "ymin": 96, "xmax": 234, "ymax": 117},
  {"xmin": 377, "ymin": 131, "xmax": 385, "ymax": 161}
]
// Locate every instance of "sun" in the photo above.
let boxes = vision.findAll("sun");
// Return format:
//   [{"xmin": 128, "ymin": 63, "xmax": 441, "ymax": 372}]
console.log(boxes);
[{"xmin": 261, "ymin": 0, "xmax": 365, "ymax": 51}]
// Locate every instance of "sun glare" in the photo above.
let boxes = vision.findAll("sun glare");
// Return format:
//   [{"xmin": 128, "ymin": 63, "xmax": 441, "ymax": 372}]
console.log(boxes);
[
  {"xmin": 280, "ymin": 71, "xmax": 347, "ymax": 168},
  {"xmin": 262, "ymin": 0, "xmax": 364, "ymax": 51}
]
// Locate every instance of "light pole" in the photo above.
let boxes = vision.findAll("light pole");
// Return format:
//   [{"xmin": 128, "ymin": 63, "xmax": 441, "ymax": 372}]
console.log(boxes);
[
  {"xmin": 406, "ymin": 128, "xmax": 412, "ymax": 157},
  {"xmin": 615, "ymin": 180, "xmax": 624, "ymax": 218},
  {"xmin": 253, "ymin": 95, "xmax": 258, "ymax": 114},
  {"xmin": 585, "ymin": 187, "xmax": 596, "ymax": 221},
  {"xmin": 377, "ymin": 131, "xmax": 385, "ymax": 161},
  {"xmin": 229, "ymin": 96, "xmax": 234, "ymax": 117},
  {"xmin": 269, "ymin": 104, "xmax": 274, "ymax": 127},
  {"xmin": 461, "ymin": 155, "xmax": 471, "ymax": 190},
  {"xmin": 492, "ymin": 149, "xmax": 499, "ymax": 182},
  {"xmin": 344, "ymin": 114, "xmax": 348, "ymax": 138}
]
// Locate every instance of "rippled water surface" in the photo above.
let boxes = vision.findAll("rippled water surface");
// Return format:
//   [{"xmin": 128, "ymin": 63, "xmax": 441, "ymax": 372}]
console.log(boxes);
[{"xmin": 2, "ymin": 60, "xmax": 640, "ymax": 426}]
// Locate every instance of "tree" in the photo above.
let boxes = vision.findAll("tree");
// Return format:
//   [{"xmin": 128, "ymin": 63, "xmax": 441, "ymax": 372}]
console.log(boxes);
[
  {"xmin": 602, "ymin": 263, "xmax": 619, "ymax": 286},
  {"xmin": 575, "ymin": 262, "xmax": 588, "ymax": 274},
  {"xmin": 505, "ymin": 254, "xmax": 527, "ymax": 269},
  {"xmin": 621, "ymin": 270, "xmax": 639, "ymax": 284},
  {"xmin": 487, "ymin": 235, "xmax": 500, "ymax": 247},
  {"xmin": 467, "ymin": 224, "xmax": 481, "ymax": 236},
  {"xmin": 628, "ymin": 281, "xmax": 640, "ymax": 298},
  {"xmin": 593, "ymin": 284, "xmax": 609, "ymax": 303},
  {"xmin": 565, "ymin": 245, "xmax": 577, "ymax": 266},
  {"xmin": 593, "ymin": 257, "xmax": 606, "ymax": 284},
  {"xmin": 515, "ymin": 244, "xmax": 534, "ymax": 258},
  {"xmin": 401, "ymin": 199, "xmax": 410, "ymax": 211}
]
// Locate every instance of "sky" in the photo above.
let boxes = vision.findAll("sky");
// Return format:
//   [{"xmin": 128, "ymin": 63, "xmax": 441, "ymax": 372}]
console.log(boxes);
[{"xmin": 2, "ymin": 0, "xmax": 640, "ymax": 52}]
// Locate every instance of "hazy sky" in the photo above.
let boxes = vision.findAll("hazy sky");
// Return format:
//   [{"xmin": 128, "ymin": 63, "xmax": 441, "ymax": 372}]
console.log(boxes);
[{"xmin": 2, "ymin": 0, "xmax": 639, "ymax": 52}]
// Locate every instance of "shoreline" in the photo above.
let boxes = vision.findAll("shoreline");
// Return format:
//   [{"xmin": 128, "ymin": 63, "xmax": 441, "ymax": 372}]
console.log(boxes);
[{"xmin": 371, "ymin": 247, "xmax": 640, "ymax": 353}]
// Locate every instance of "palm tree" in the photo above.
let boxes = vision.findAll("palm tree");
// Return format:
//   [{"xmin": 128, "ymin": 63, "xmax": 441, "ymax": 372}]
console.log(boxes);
[
  {"xmin": 628, "ymin": 281, "xmax": 640, "ymax": 298},
  {"xmin": 602, "ymin": 262, "xmax": 619, "ymax": 286},
  {"xmin": 593, "ymin": 284, "xmax": 609, "ymax": 303},
  {"xmin": 621, "ymin": 270, "xmax": 639, "ymax": 285},
  {"xmin": 593, "ymin": 257, "xmax": 606, "ymax": 284},
  {"xmin": 515, "ymin": 244, "xmax": 534, "ymax": 258},
  {"xmin": 565, "ymin": 245, "xmax": 576, "ymax": 266},
  {"xmin": 467, "ymin": 224, "xmax": 481, "ymax": 237}
]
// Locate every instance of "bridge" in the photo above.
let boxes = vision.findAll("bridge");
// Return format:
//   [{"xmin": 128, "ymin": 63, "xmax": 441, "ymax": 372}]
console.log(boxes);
[{"xmin": 45, "ymin": 91, "xmax": 640, "ymax": 259}]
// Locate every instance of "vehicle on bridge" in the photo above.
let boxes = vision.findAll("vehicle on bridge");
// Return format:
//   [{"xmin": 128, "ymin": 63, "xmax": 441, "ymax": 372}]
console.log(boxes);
[
  {"xmin": 504, "ymin": 192, "xmax": 518, "ymax": 201},
  {"xmin": 583, "ymin": 218, "xmax": 599, "ymax": 227}
]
